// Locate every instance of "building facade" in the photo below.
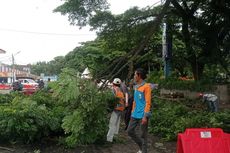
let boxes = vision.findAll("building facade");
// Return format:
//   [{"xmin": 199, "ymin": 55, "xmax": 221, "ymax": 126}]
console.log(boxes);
[{"xmin": 0, "ymin": 63, "xmax": 39, "ymax": 83}]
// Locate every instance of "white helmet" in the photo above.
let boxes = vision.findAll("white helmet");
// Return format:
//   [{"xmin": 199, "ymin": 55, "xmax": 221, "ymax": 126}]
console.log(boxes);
[{"xmin": 113, "ymin": 78, "xmax": 121, "ymax": 85}]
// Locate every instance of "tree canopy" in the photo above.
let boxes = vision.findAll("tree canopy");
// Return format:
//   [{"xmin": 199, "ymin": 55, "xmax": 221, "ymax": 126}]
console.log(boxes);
[{"xmin": 31, "ymin": 0, "xmax": 230, "ymax": 82}]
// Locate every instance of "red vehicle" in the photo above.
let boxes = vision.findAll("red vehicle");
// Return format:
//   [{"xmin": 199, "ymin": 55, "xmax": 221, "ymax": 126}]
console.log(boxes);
[{"xmin": 18, "ymin": 79, "xmax": 39, "ymax": 95}]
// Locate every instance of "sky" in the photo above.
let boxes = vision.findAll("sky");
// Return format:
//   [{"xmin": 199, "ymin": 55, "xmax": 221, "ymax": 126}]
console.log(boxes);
[{"xmin": 0, "ymin": 0, "xmax": 159, "ymax": 65}]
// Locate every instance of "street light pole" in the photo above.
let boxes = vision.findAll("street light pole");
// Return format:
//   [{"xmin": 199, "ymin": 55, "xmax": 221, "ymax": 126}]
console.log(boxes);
[{"xmin": 11, "ymin": 51, "xmax": 21, "ymax": 83}]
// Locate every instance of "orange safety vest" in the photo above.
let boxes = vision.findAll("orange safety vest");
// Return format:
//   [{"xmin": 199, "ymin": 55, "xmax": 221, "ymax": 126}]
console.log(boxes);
[{"xmin": 113, "ymin": 86, "xmax": 125, "ymax": 111}]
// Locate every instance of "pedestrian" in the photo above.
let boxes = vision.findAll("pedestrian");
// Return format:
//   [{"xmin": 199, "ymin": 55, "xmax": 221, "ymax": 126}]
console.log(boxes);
[
  {"xmin": 124, "ymin": 79, "xmax": 135, "ymax": 130},
  {"xmin": 127, "ymin": 68, "xmax": 152, "ymax": 153},
  {"xmin": 44, "ymin": 78, "xmax": 51, "ymax": 89},
  {"xmin": 18, "ymin": 80, "xmax": 23, "ymax": 91},
  {"xmin": 12, "ymin": 80, "xmax": 20, "ymax": 91},
  {"xmin": 119, "ymin": 80, "xmax": 129, "ymax": 129},
  {"xmin": 107, "ymin": 78, "xmax": 125, "ymax": 142},
  {"xmin": 12, "ymin": 80, "xmax": 23, "ymax": 91},
  {"xmin": 199, "ymin": 93, "xmax": 219, "ymax": 112},
  {"xmin": 39, "ymin": 79, "xmax": 45, "ymax": 89},
  {"xmin": 120, "ymin": 80, "xmax": 129, "ymax": 108}
]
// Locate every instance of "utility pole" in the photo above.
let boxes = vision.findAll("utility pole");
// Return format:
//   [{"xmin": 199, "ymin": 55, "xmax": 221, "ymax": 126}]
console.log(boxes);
[
  {"xmin": 11, "ymin": 51, "xmax": 21, "ymax": 83},
  {"xmin": 12, "ymin": 54, "xmax": 15, "ymax": 83},
  {"xmin": 162, "ymin": 0, "xmax": 172, "ymax": 78}
]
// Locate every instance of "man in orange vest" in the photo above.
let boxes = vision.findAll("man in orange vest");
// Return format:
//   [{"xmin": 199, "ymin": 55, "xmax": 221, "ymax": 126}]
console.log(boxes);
[{"xmin": 107, "ymin": 78, "xmax": 125, "ymax": 142}]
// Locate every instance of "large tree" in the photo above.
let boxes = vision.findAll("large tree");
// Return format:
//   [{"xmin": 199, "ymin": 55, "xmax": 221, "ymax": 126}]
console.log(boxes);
[
  {"xmin": 54, "ymin": 0, "xmax": 229, "ymax": 80},
  {"xmin": 170, "ymin": 0, "xmax": 230, "ymax": 80},
  {"xmin": 54, "ymin": 0, "xmax": 109, "ymax": 27},
  {"xmin": 55, "ymin": 0, "xmax": 171, "ymax": 81},
  {"xmin": 30, "ymin": 56, "xmax": 65, "ymax": 76}
]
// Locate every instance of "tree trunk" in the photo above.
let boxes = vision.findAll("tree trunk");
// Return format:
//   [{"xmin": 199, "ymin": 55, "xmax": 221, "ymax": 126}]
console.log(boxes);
[
  {"xmin": 127, "ymin": 60, "xmax": 134, "ymax": 81},
  {"xmin": 191, "ymin": 60, "xmax": 204, "ymax": 81}
]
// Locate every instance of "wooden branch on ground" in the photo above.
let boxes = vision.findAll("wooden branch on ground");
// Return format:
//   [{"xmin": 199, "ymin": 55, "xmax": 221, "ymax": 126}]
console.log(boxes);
[
  {"xmin": 154, "ymin": 96, "xmax": 185, "ymax": 101},
  {"xmin": 0, "ymin": 146, "xmax": 15, "ymax": 152}
]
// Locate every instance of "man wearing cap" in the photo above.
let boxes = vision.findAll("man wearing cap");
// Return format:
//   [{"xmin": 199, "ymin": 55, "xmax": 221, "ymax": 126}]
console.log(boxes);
[{"xmin": 107, "ymin": 78, "xmax": 125, "ymax": 142}]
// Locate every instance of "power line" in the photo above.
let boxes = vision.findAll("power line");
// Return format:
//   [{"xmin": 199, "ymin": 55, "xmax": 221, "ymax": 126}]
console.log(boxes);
[
  {"xmin": 0, "ymin": 58, "xmax": 12, "ymax": 64},
  {"xmin": 0, "ymin": 55, "xmax": 12, "ymax": 61},
  {"xmin": 0, "ymin": 27, "xmax": 96, "ymax": 37}
]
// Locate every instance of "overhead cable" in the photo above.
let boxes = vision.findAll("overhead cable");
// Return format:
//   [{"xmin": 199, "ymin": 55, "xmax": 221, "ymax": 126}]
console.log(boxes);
[{"xmin": 0, "ymin": 27, "xmax": 96, "ymax": 37}]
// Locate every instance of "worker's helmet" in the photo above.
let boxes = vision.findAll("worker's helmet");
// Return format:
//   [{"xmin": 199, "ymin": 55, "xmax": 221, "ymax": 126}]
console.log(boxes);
[{"xmin": 113, "ymin": 78, "xmax": 121, "ymax": 85}]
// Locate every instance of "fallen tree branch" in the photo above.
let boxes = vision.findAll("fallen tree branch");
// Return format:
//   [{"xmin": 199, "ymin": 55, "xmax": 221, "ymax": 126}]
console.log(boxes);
[
  {"xmin": 0, "ymin": 146, "xmax": 15, "ymax": 152},
  {"xmin": 98, "ymin": 0, "xmax": 172, "ymax": 88},
  {"xmin": 154, "ymin": 96, "xmax": 186, "ymax": 101}
]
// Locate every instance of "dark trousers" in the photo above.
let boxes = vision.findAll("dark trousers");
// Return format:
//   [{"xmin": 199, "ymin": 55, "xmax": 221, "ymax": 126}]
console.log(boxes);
[
  {"xmin": 127, "ymin": 117, "xmax": 148, "ymax": 153},
  {"xmin": 124, "ymin": 98, "xmax": 133, "ymax": 130},
  {"xmin": 207, "ymin": 99, "xmax": 219, "ymax": 112}
]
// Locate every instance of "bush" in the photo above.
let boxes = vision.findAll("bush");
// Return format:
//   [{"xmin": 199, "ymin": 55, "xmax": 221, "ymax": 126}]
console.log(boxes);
[
  {"xmin": 0, "ymin": 92, "xmax": 24, "ymax": 104},
  {"xmin": 0, "ymin": 97, "xmax": 60, "ymax": 143},
  {"xmin": 30, "ymin": 90, "xmax": 56, "ymax": 108},
  {"xmin": 147, "ymin": 70, "xmax": 164, "ymax": 84},
  {"xmin": 53, "ymin": 68, "xmax": 110, "ymax": 147},
  {"xmin": 149, "ymin": 98, "xmax": 230, "ymax": 141},
  {"xmin": 61, "ymin": 83, "xmax": 110, "ymax": 147},
  {"xmin": 158, "ymin": 77, "xmax": 216, "ymax": 92}
]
